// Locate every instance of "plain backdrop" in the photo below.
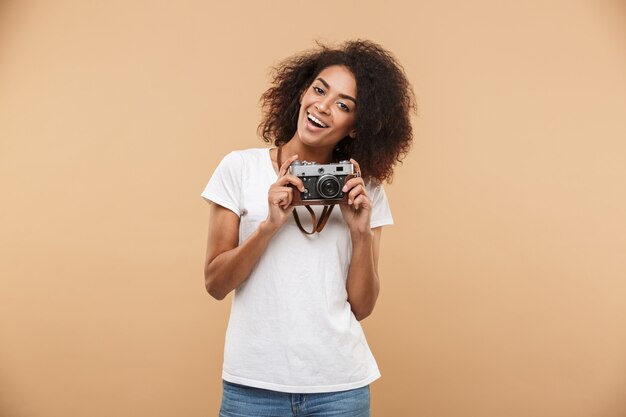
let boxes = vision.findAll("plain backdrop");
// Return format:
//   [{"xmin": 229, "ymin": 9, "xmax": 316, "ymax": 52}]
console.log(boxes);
[{"xmin": 1, "ymin": 1, "xmax": 626, "ymax": 416}]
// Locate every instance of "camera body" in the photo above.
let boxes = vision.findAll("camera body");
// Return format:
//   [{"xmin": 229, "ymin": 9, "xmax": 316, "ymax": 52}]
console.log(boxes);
[{"xmin": 289, "ymin": 160, "xmax": 355, "ymax": 206}]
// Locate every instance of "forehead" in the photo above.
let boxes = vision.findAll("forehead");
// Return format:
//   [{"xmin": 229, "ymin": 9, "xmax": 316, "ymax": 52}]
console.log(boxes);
[{"xmin": 315, "ymin": 65, "xmax": 357, "ymax": 97}]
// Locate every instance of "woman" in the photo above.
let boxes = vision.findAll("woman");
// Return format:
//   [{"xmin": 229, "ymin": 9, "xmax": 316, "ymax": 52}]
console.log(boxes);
[{"xmin": 201, "ymin": 39, "xmax": 415, "ymax": 417}]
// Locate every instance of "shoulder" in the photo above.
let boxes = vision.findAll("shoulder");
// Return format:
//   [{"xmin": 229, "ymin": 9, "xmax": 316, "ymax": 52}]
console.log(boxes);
[
  {"xmin": 364, "ymin": 177, "xmax": 384, "ymax": 194},
  {"xmin": 214, "ymin": 147, "xmax": 269, "ymax": 170},
  {"xmin": 365, "ymin": 178, "xmax": 392, "ymax": 209},
  {"xmin": 227, "ymin": 147, "xmax": 270, "ymax": 161}
]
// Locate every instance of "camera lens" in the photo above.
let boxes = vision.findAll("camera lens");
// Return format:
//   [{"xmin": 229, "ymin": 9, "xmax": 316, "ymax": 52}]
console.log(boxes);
[{"xmin": 316, "ymin": 174, "xmax": 341, "ymax": 199}]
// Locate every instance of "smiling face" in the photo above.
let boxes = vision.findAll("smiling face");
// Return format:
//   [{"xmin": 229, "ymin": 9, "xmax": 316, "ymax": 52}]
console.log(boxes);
[{"xmin": 294, "ymin": 65, "xmax": 357, "ymax": 154}]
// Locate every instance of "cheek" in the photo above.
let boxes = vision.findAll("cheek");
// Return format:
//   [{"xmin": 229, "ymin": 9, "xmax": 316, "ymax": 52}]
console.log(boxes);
[
  {"xmin": 339, "ymin": 114, "xmax": 356, "ymax": 131},
  {"xmin": 301, "ymin": 88, "xmax": 315, "ymax": 103}
]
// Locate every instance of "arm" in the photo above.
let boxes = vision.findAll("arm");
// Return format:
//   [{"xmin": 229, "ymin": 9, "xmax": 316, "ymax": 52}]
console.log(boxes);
[
  {"xmin": 340, "ymin": 159, "xmax": 385, "ymax": 321},
  {"xmin": 203, "ymin": 203, "xmax": 279, "ymax": 300},
  {"xmin": 204, "ymin": 154, "xmax": 303, "ymax": 300},
  {"xmin": 346, "ymin": 227, "xmax": 383, "ymax": 321}
]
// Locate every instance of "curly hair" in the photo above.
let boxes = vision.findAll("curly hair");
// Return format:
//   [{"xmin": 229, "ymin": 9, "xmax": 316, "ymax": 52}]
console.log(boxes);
[{"xmin": 258, "ymin": 39, "xmax": 416, "ymax": 183}]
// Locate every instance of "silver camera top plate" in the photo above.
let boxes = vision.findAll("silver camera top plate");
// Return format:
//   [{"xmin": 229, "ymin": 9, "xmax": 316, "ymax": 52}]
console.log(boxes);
[{"xmin": 289, "ymin": 161, "xmax": 354, "ymax": 177}]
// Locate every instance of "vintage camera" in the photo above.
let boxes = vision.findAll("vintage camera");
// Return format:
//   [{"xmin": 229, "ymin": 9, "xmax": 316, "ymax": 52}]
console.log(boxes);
[{"xmin": 289, "ymin": 160, "xmax": 356, "ymax": 206}]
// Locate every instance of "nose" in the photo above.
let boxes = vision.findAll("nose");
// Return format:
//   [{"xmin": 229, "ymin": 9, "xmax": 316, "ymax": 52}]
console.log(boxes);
[{"xmin": 316, "ymin": 97, "xmax": 332, "ymax": 114}]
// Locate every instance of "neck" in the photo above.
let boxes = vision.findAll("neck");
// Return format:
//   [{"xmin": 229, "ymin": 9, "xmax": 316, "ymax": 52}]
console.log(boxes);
[{"xmin": 280, "ymin": 140, "xmax": 334, "ymax": 165}]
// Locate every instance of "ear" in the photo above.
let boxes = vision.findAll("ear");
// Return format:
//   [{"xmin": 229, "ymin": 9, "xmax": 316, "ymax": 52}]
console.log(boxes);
[{"xmin": 349, "ymin": 129, "xmax": 357, "ymax": 139}]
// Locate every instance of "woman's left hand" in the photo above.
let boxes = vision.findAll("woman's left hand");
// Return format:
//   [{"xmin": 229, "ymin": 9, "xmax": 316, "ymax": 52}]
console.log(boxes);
[{"xmin": 339, "ymin": 159, "xmax": 372, "ymax": 234}]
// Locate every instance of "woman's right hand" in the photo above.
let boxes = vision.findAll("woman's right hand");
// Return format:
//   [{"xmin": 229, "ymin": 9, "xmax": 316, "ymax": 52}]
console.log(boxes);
[{"xmin": 265, "ymin": 154, "xmax": 304, "ymax": 231}]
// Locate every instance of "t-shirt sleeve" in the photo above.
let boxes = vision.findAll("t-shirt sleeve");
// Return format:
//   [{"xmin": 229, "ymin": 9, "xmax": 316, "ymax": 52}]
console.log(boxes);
[
  {"xmin": 200, "ymin": 151, "xmax": 243, "ymax": 216},
  {"xmin": 368, "ymin": 182, "xmax": 394, "ymax": 228}
]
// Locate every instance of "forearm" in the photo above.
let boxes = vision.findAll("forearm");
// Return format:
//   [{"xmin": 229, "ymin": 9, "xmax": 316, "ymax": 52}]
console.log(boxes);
[
  {"xmin": 205, "ymin": 221, "xmax": 278, "ymax": 300},
  {"xmin": 346, "ymin": 229, "xmax": 379, "ymax": 321}
]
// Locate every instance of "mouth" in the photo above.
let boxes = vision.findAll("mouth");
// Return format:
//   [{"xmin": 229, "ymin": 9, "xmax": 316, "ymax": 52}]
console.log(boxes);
[{"xmin": 307, "ymin": 112, "xmax": 328, "ymax": 128}]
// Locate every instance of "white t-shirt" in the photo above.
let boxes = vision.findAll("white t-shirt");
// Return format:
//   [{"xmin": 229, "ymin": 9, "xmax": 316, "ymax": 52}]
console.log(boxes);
[{"xmin": 201, "ymin": 148, "xmax": 394, "ymax": 393}]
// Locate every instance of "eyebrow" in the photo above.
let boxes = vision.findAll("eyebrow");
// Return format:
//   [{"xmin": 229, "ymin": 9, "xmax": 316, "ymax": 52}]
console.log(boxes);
[{"xmin": 316, "ymin": 77, "xmax": 356, "ymax": 104}]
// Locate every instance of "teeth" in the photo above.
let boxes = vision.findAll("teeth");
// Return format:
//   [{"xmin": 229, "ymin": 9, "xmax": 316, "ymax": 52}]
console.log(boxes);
[{"xmin": 307, "ymin": 113, "xmax": 327, "ymax": 128}]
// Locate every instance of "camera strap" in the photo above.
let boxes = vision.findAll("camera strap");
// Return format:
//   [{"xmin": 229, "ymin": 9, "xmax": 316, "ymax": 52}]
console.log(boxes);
[
  {"xmin": 276, "ymin": 145, "xmax": 335, "ymax": 234},
  {"xmin": 292, "ymin": 205, "xmax": 335, "ymax": 235}
]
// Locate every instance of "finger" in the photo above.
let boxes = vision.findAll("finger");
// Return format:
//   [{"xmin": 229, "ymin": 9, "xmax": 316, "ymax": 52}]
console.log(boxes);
[
  {"xmin": 342, "ymin": 176, "xmax": 365, "ymax": 193},
  {"xmin": 276, "ymin": 174, "xmax": 305, "ymax": 191},
  {"xmin": 351, "ymin": 194, "xmax": 370, "ymax": 210},
  {"xmin": 269, "ymin": 186, "xmax": 293, "ymax": 197},
  {"xmin": 269, "ymin": 186, "xmax": 295, "ymax": 196},
  {"xmin": 347, "ymin": 184, "xmax": 366, "ymax": 205},
  {"xmin": 279, "ymin": 154, "xmax": 300, "ymax": 177},
  {"xmin": 270, "ymin": 188, "xmax": 294, "ymax": 209}
]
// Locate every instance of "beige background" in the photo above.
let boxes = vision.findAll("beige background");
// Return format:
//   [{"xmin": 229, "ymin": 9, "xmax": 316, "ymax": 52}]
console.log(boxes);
[{"xmin": 1, "ymin": 1, "xmax": 626, "ymax": 416}]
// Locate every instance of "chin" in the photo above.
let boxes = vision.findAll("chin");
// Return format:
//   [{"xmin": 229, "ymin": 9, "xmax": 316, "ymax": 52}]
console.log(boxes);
[{"xmin": 295, "ymin": 124, "xmax": 317, "ymax": 146}]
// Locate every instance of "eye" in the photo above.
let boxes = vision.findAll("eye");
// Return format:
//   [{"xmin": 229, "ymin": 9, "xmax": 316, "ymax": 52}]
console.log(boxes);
[
  {"xmin": 313, "ymin": 86, "xmax": 324, "ymax": 95},
  {"xmin": 337, "ymin": 102, "xmax": 351, "ymax": 112}
]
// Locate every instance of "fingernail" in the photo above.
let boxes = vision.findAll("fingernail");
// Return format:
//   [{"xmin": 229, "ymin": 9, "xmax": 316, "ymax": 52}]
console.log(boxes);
[
  {"xmin": 342, "ymin": 186, "xmax": 348, "ymax": 192},
  {"xmin": 348, "ymin": 199, "xmax": 352, "ymax": 205}
]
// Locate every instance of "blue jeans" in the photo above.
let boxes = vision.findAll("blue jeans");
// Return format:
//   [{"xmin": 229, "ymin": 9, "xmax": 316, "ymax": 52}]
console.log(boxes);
[{"xmin": 219, "ymin": 380, "xmax": 370, "ymax": 417}]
